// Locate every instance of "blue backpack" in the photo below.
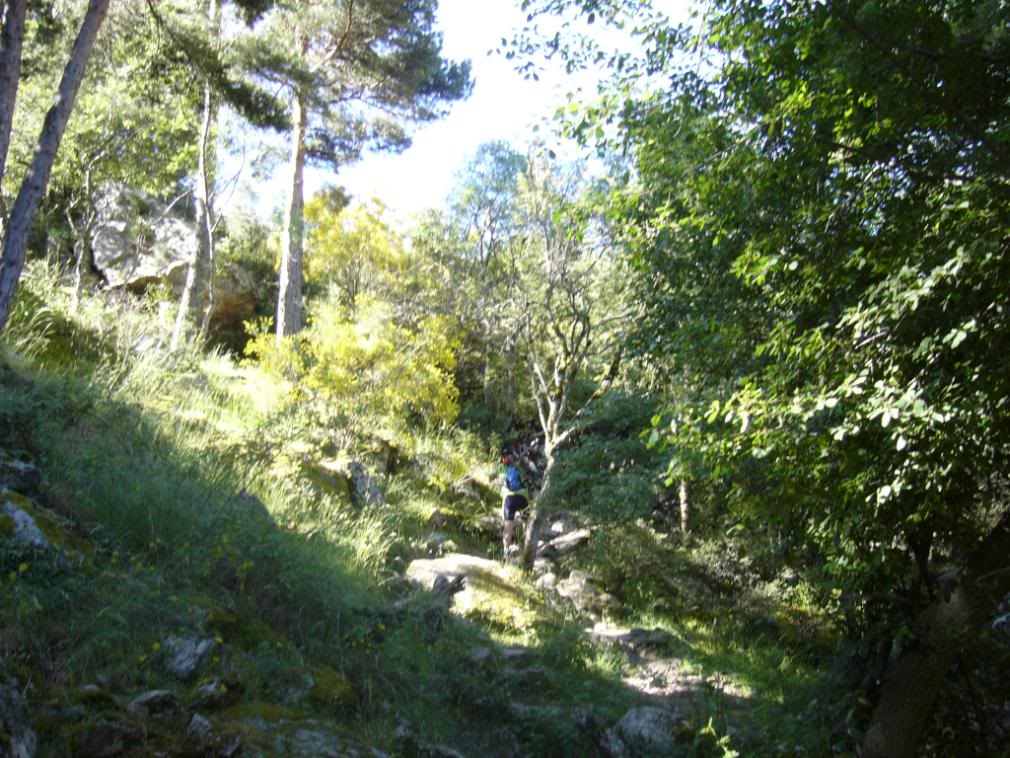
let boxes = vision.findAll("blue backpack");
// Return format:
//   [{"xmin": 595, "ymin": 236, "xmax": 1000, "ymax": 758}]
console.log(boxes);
[{"xmin": 505, "ymin": 465, "xmax": 522, "ymax": 492}]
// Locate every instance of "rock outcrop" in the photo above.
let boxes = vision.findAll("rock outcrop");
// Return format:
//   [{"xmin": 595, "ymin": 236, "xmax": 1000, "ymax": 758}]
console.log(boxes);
[
  {"xmin": 603, "ymin": 706, "xmax": 685, "ymax": 757},
  {"xmin": 88, "ymin": 183, "xmax": 258, "ymax": 332}
]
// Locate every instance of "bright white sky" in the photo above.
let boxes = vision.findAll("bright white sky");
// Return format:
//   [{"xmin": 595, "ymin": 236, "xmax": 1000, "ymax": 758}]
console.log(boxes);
[{"xmin": 230, "ymin": 0, "xmax": 693, "ymax": 226}]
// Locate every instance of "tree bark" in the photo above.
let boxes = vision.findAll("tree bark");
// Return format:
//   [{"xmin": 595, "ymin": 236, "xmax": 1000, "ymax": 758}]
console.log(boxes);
[
  {"xmin": 862, "ymin": 511, "xmax": 1010, "ymax": 758},
  {"xmin": 520, "ymin": 447, "xmax": 556, "ymax": 570},
  {"xmin": 679, "ymin": 480, "xmax": 689, "ymax": 534},
  {"xmin": 0, "ymin": 0, "xmax": 27, "ymax": 202},
  {"xmin": 172, "ymin": 0, "xmax": 219, "ymax": 351},
  {"xmin": 0, "ymin": 0, "xmax": 111, "ymax": 336},
  {"xmin": 276, "ymin": 41, "xmax": 308, "ymax": 340}
]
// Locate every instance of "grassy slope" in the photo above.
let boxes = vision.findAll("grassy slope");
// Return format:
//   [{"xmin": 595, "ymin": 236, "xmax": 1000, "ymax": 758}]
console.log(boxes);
[{"xmin": 0, "ymin": 265, "xmax": 859, "ymax": 756}]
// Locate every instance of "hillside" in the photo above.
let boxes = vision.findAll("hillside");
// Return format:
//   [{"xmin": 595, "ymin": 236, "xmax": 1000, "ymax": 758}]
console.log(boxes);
[{"xmin": 0, "ymin": 267, "xmax": 854, "ymax": 757}]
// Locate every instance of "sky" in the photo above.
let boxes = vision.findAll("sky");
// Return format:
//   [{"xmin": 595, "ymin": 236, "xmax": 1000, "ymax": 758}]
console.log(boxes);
[{"xmin": 228, "ymin": 0, "xmax": 693, "ymax": 226}]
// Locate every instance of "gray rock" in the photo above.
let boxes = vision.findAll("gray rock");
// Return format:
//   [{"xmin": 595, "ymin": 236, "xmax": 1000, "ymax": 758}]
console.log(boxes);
[
  {"xmin": 162, "ymin": 635, "xmax": 217, "ymax": 680},
  {"xmin": 126, "ymin": 689, "xmax": 177, "ymax": 715},
  {"xmin": 587, "ymin": 624, "xmax": 674, "ymax": 659},
  {"xmin": 606, "ymin": 707, "xmax": 683, "ymax": 757},
  {"xmin": 0, "ymin": 459, "xmax": 41, "ymax": 495},
  {"xmin": 0, "ymin": 657, "xmax": 37, "ymax": 758},
  {"xmin": 538, "ymin": 528, "xmax": 591, "ymax": 558},
  {"xmin": 532, "ymin": 558, "xmax": 556, "ymax": 577},
  {"xmin": 187, "ymin": 712, "xmax": 213, "ymax": 739},
  {"xmin": 272, "ymin": 727, "xmax": 345, "ymax": 757},
  {"xmin": 534, "ymin": 572, "xmax": 558, "ymax": 591},
  {"xmin": 90, "ymin": 183, "xmax": 193, "ymax": 293},
  {"xmin": 405, "ymin": 554, "xmax": 502, "ymax": 594},
  {"xmin": 555, "ymin": 571, "xmax": 622, "ymax": 618},
  {"xmin": 195, "ymin": 677, "xmax": 236, "ymax": 709},
  {"xmin": 0, "ymin": 501, "xmax": 51, "ymax": 551},
  {"xmin": 87, "ymin": 184, "xmax": 257, "ymax": 331}
]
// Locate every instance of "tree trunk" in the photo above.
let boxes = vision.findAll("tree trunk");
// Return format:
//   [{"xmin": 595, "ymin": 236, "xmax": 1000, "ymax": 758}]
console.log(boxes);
[
  {"xmin": 0, "ymin": 0, "xmax": 111, "ymax": 336},
  {"xmin": 276, "ymin": 48, "xmax": 308, "ymax": 340},
  {"xmin": 172, "ymin": 0, "xmax": 219, "ymax": 351},
  {"xmin": 0, "ymin": 0, "xmax": 27, "ymax": 202},
  {"xmin": 679, "ymin": 480, "xmax": 689, "ymax": 534},
  {"xmin": 521, "ymin": 448, "xmax": 556, "ymax": 570},
  {"xmin": 862, "ymin": 511, "xmax": 1010, "ymax": 758}
]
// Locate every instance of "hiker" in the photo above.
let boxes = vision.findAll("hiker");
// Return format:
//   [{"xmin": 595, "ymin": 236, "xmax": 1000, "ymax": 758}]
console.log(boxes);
[{"xmin": 501, "ymin": 452, "xmax": 529, "ymax": 554}]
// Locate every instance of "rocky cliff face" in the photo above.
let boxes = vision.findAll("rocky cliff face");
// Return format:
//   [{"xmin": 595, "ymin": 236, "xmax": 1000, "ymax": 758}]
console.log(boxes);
[{"xmin": 87, "ymin": 183, "xmax": 259, "ymax": 345}]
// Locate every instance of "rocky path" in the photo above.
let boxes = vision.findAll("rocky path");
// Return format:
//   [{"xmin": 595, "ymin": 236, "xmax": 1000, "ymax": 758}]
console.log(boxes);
[{"xmin": 403, "ymin": 512, "xmax": 751, "ymax": 756}]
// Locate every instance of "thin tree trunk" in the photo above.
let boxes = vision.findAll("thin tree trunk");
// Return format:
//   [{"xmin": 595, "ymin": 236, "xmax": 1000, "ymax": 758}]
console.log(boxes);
[
  {"xmin": 862, "ymin": 511, "xmax": 1010, "ymax": 758},
  {"xmin": 521, "ymin": 448, "xmax": 556, "ymax": 570},
  {"xmin": 69, "ymin": 162, "xmax": 100, "ymax": 313},
  {"xmin": 679, "ymin": 480, "xmax": 689, "ymax": 534},
  {"xmin": 0, "ymin": 0, "xmax": 111, "ymax": 336},
  {"xmin": 172, "ymin": 0, "xmax": 219, "ymax": 351},
  {"xmin": 0, "ymin": 0, "xmax": 27, "ymax": 204},
  {"xmin": 276, "ymin": 42, "xmax": 308, "ymax": 340}
]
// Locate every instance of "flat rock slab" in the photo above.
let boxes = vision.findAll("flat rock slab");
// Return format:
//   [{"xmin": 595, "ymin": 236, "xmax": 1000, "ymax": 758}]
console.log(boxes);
[
  {"xmin": 587, "ymin": 623, "xmax": 675, "ymax": 658},
  {"xmin": 407, "ymin": 553, "xmax": 535, "ymax": 626},
  {"xmin": 406, "ymin": 553, "xmax": 514, "ymax": 593}
]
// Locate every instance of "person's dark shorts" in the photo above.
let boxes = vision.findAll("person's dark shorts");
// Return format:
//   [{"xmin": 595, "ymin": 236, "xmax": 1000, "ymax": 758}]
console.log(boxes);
[{"xmin": 502, "ymin": 494, "xmax": 529, "ymax": 521}]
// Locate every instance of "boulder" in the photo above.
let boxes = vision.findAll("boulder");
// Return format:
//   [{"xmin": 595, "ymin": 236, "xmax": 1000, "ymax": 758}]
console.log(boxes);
[
  {"xmin": 405, "ymin": 554, "xmax": 504, "ymax": 594},
  {"xmin": 90, "ymin": 182, "xmax": 193, "ymax": 293},
  {"xmin": 0, "ymin": 459, "xmax": 41, "ymax": 496},
  {"xmin": 162, "ymin": 635, "xmax": 217, "ymax": 681},
  {"xmin": 126, "ymin": 689, "xmax": 178, "ymax": 716},
  {"xmin": 586, "ymin": 624, "xmax": 675, "ymax": 659},
  {"xmin": 604, "ymin": 707, "xmax": 684, "ymax": 757},
  {"xmin": 555, "ymin": 571, "xmax": 622, "ymax": 618},
  {"xmin": 187, "ymin": 713, "xmax": 213, "ymax": 740},
  {"xmin": 87, "ymin": 183, "xmax": 258, "ymax": 331},
  {"xmin": 1, "ymin": 500, "xmax": 51, "ymax": 551},
  {"xmin": 0, "ymin": 657, "xmax": 37, "ymax": 758},
  {"xmin": 538, "ymin": 528, "xmax": 591, "ymax": 558}
]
